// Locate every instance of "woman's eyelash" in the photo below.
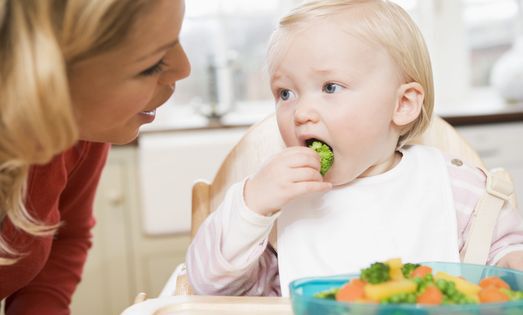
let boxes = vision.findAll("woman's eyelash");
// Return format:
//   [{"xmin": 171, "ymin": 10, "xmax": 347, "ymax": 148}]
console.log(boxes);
[{"xmin": 140, "ymin": 60, "xmax": 166, "ymax": 76}]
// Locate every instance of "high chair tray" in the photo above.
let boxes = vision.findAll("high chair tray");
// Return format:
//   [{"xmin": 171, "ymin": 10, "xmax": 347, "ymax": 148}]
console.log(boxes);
[{"xmin": 121, "ymin": 296, "xmax": 292, "ymax": 315}]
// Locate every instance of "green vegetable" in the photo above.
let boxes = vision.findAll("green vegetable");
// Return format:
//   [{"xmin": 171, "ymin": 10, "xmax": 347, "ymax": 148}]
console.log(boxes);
[
  {"xmin": 435, "ymin": 279, "xmax": 477, "ymax": 304},
  {"xmin": 402, "ymin": 263, "xmax": 421, "ymax": 278},
  {"xmin": 413, "ymin": 274, "xmax": 434, "ymax": 293},
  {"xmin": 313, "ymin": 287, "xmax": 339, "ymax": 300},
  {"xmin": 308, "ymin": 141, "xmax": 334, "ymax": 176},
  {"xmin": 381, "ymin": 292, "xmax": 417, "ymax": 304},
  {"xmin": 501, "ymin": 288, "xmax": 523, "ymax": 301},
  {"xmin": 360, "ymin": 262, "xmax": 391, "ymax": 284}
]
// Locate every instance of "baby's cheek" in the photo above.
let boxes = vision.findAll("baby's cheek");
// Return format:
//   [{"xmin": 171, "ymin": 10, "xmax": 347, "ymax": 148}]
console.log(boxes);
[{"xmin": 277, "ymin": 126, "xmax": 297, "ymax": 147}]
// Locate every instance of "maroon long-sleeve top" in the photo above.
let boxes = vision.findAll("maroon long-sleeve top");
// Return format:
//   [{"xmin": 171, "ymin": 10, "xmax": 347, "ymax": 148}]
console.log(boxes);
[{"xmin": 0, "ymin": 141, "xmax": 110, "ymax": 315}]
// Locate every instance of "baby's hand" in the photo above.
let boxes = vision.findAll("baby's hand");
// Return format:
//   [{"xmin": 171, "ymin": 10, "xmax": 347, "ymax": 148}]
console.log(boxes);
[
  {"xmin": 496, "ymin": 250, "xmax": 523, "ymax": 271},
  {"xmin": 244, "ymin": 146, "xmax": 332, "ymax": 216}
]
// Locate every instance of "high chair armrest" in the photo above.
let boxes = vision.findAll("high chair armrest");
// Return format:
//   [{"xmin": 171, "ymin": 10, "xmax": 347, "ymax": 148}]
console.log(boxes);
[{"xmin": 160, "ymin": 262, "xmax": 194, "ymax": 297}]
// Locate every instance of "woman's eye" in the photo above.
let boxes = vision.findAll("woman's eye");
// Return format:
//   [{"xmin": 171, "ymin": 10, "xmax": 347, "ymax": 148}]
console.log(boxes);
[
  {"xmin": 139, "ymin": 60, "xmax": 166, "ymax": 77},
  {"xmin": 279, "ymin": 89, "xmax": 295, "ymax": 101},
  {"xmin": 323, "ymin": 83, "xmax": 342, "ymax": 94}
]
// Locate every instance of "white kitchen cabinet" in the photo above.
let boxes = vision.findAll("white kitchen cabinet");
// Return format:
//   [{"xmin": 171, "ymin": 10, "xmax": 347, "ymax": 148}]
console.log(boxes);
[
  {"xmin": 71, "ymin": 147, "xmax": 137, "ymax": 315},
  {"xmin": 138, "ymin": 127, "xmax": 247, "ymax": 235},
  {"xmin": 71, "ymin": 146, "xmax": 192, "ymax": 315},
  {"xmin": 456, "ymin": 122, "xmax": 523, "ymax": 210}
]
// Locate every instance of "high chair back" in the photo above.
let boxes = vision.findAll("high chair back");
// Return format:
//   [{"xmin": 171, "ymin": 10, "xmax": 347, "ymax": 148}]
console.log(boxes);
[
  {"xmin": 191, "ymin": 115, "xmax": 285, "ymax": 237},
  {"xmin": 166, "ymin": 113, "xmax": 516, "ymax": 296}
]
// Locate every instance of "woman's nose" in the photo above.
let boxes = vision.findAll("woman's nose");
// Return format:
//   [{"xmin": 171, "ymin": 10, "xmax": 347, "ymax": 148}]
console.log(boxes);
[
  {"xmin": 159, "ymin": 45, "xmax": 191, "ymax": 87},
  {"xmin": 294, "ymin": 101, "xmax": 320, "ymax": 126}
]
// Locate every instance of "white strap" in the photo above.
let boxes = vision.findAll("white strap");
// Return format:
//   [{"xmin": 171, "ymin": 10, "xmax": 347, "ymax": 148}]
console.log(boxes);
[{"xmin": 462, "ymin": 168, "xmax": 514, "ymax": 264}]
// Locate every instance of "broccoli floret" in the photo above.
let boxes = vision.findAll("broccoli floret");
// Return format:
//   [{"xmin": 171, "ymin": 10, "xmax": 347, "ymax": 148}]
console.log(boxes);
[
  {"xmin": 314, "ymin": 287, "xmax": 339, "ymax": 300},
  {"xmin": 381, "ymin": 292, "xmax": 417, "ymax": 304},
  {"xmin": 402, "ymin": 263, "xmax": 421, "ymax": 278},
  {"xmin": 308, "ymin": 141, "xmax": 334, "ymax": 176},
  {"xmin": 501, "ymin": 288, "xmax": 523, "ymax": 301},
  {"xmin": 435, "ymin": 279, "xmax": 477, "ymax": 304},
  {"xmin": 360, "ymin": 262, "xmax": 391, "ymax": 284}
]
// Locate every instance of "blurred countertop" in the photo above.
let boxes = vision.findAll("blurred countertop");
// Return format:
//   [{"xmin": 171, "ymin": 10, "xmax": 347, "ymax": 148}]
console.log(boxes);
[
  {"xmin": 436, "ymin": 88, "xmax": 523, "ymax": 126},
  {"xmin": 122, "ymin": 88, "xmax": 523, "ymax": 147}
]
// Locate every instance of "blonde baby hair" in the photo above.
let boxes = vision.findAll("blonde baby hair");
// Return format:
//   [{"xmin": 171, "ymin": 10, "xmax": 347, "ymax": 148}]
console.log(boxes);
[
  {"xmin": 0, "ymin": 0, "xmax": 149, "ymax": 264},
  {"xmin": 267, "ymin": 0, "xmax": 434, "ymax": 147}
]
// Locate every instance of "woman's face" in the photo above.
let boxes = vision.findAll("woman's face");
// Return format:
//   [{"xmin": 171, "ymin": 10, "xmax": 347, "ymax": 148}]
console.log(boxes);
[{"xmin": 68, "ymin": 0, "xmax": 190, "ymax": 144}]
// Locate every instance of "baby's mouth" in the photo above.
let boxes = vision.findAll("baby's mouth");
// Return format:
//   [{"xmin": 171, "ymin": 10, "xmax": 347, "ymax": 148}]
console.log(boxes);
[{"xmin": 305, "ymin": 138, "xmax": 333, "ymax": 152}]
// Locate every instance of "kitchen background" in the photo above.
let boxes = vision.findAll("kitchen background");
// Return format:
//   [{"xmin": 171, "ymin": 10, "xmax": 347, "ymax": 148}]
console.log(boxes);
[{"xmin": 65, "ymin": 0, "xmax": 523, "ymax": 314}]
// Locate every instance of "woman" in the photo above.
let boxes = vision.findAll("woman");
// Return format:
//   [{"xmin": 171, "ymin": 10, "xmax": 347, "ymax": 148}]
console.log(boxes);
[{"xmin": 0, "ymin": 0, "xmax": 190, "ymax": 314}]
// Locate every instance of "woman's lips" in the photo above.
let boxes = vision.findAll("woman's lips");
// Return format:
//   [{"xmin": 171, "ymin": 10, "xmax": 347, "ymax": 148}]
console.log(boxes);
[{"xmin": 140, "ymin": 109, "xmax": 156, "ymax": 116}]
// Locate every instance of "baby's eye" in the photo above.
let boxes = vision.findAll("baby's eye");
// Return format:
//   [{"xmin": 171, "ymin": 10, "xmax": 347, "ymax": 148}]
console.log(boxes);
[
  {"xmin": 279, "ymin": 89, "xmax": 295, "ymax": 101},
  {"xmin": 323, "ymin": 83, "xmax": 343, "ymax": 94}
]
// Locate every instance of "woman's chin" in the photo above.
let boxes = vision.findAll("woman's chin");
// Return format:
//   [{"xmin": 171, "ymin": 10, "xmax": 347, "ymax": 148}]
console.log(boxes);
[
  {"xmin": 110, "ymin": 131, "xmax": 139, "ymax": 145},
  {"xmin": 79, "ymin": 128, "xmax": 139, "ymax": 145},
  {"xmin": 110, "ymin": 136, "xmax": 138, "ymax": 145}
]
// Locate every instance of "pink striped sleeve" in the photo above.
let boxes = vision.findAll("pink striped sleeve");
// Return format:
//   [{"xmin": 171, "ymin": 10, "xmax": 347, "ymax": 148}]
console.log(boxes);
[
  {"xmin": 186, "ymin": 180, "xmax": 281, "ymax": 296},
  {"xmin": 446, "ymin": 156, "xmax": 523, "ymax": 264}
]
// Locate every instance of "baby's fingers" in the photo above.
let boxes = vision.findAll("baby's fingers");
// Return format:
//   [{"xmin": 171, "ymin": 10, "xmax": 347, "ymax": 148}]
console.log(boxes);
[
  {"xmin": 285, "ymin": 151, "xmax": 322, "ymax": 172},
  {"xmin": 290, "ymin": 181, "xmax": 332, "ymax": 196},
  {"xmin": 291, "ymin": 167, "xmax": 324, "ymax": 183}
]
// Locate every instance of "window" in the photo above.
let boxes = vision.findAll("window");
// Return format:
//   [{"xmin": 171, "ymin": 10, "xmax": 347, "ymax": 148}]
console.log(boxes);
[
  {"xmin": 169, "ymin": 0, "xmax": 521, "ymax": 118},
  {"xmin": 464, "ymin": 0, "xmax": 520, "ymax": 86},
  {"xmin": 173, "ymin": 0, "xmax": 294, "ymax": 118}
]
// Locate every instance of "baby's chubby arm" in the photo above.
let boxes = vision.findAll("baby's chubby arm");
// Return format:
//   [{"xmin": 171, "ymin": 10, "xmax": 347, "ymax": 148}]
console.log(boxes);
[
  {"xmin": 186, "ymin": 180, "xmax": 281, "ymax": 295},
  {"xmin": 488, "ymin": 201, "xmax": 523, "ymax": 270},
  {"xmin": 245, "ymin": 146, "xmax": 332, "ymax": 217},
  {"xmin": 186, "ymin": 147, "xmax": 331, "ymax": 295}
]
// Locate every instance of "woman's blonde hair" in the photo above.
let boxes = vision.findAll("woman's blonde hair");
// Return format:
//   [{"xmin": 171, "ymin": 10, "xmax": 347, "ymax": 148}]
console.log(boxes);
[
  {"xmin": 0, "ymin": 0, "xmax": 148, "ymax": 264},
  {"xmin": 268, "ymin": 0, "xmax": 434, "ymax": 146}
]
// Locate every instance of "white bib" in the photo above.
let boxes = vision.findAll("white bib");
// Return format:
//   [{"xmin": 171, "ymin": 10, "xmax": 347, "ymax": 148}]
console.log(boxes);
[{"xmin": 277, "ymin": 145, "xmax": 460, "ymax": 296}]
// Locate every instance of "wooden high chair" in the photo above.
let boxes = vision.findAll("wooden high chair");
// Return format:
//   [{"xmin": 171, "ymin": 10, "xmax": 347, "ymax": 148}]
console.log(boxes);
[{"xmin": 159, "ymin": 113, "xmax": 517, "ymax": 297}]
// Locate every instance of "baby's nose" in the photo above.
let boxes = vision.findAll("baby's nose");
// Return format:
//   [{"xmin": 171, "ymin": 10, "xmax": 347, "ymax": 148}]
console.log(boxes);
[{"xmin": 294, "ymin": 103, "xmax": 320, "ymax": 126}]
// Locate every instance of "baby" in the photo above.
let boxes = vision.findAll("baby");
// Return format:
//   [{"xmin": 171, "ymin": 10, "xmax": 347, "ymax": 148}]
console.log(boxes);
[{"xmin": 186, "ymin": 0, "xmax": 523, "ymax": 296}]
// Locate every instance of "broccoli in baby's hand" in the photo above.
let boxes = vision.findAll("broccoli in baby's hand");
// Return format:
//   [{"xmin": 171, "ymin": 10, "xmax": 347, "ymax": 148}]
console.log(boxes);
[
  {"xmin": 308, "ymin": 141, "xmax": 334, "ymax": 176},
  {"xmin": 360, "ymin": 262, "xmax": 391, "ymax": 284}
]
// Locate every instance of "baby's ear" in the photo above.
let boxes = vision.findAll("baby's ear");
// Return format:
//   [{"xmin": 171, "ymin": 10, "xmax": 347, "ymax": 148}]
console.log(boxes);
[{"xmin": 392, "ymin": 82, "xmax": 424, "ymax": 127}]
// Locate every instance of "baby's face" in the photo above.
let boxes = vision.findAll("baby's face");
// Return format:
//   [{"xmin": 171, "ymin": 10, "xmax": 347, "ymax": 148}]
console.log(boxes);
[{"xmin": 270, "ymin": 20, "xmax": 405, "ymax": 186}]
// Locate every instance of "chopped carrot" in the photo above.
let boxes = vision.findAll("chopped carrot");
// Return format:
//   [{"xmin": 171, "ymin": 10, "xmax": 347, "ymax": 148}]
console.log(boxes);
[
  {"xmin": 479, "ymin": 276, "xmax": 510, "ymax": 290},
  {"xmin": 416, "ymin": 285, "xmax": 443, "ymax": 305},
  {"xmin": 336, "ymin": 279, "xmax": 366, "ymax": 302},
  {"xmin": 411, "ymin": 265, "xmax": 432, "ymax": 278},
  {"xmin": 479, "ymin": 287, "xmax": 510, "ymax": 303}
]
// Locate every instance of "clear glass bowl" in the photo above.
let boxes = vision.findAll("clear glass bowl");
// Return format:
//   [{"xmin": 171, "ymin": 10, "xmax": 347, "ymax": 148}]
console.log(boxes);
[{"xmin": 289, "ymin": 262, "xmax": 523, "ymax": 315}]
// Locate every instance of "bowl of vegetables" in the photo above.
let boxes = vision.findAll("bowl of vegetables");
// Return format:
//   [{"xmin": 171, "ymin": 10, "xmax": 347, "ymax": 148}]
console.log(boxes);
[{"xmin": 289, "ymin": 259, "xmax": 523, "ymax": 315}]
